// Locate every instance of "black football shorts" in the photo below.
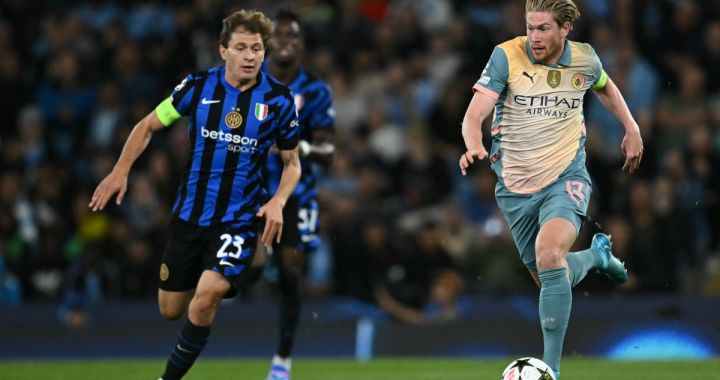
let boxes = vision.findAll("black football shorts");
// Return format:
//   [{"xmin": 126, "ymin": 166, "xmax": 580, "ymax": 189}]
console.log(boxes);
[{"xmin": 159, "ymin": 217, "xmax": 259, "ymax": 295}]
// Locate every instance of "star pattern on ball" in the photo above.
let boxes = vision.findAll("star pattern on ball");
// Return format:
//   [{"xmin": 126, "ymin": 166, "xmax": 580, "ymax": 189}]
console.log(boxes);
[
  {"xmin": 510, "ymin": 358, "xmax": 533, "ymax": 373},
  {"xmin": 538, "ymin": 367, "xmax": 554, "ymax": 380}
]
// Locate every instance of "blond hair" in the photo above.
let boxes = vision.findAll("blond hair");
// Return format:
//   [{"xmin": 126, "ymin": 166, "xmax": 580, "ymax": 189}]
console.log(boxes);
[
  {"xmin": 219, "ymin": 10, "xmax": 273, "ymax": 48},
  {"xmin": 526, "ymin": 0, "xmax": 580, "ymax": 27}
]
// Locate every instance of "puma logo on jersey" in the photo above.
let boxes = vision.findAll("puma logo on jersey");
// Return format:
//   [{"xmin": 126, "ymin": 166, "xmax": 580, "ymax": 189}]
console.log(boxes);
[{"xmin": 522, "ymin": 71, "xmax": 536, "ymax": 83}]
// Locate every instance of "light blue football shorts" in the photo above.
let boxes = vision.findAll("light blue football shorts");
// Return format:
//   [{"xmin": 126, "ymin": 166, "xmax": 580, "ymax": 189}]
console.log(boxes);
[{"xmin": 494, "ymin": 158, "xmax": 592, "ymax": 271}]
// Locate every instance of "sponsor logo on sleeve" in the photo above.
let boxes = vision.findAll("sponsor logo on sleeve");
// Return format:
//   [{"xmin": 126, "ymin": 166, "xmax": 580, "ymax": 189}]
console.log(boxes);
[
  {"xmin": 174, "ymin": 77, "xmax": 188, "ymax": 92},
  {"xmin": 478, "ymin": 60, "xmax": 492, "ymax": 85}
]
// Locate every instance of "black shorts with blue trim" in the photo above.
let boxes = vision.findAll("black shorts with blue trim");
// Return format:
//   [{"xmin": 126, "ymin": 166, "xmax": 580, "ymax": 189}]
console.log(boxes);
[
  {"xmin": 275, "ymin": 196, "xmax": 320, "ymax": 253},
  {"xmin": 159, "ymin": 217, "xmax": 259, "ymax": 297}
]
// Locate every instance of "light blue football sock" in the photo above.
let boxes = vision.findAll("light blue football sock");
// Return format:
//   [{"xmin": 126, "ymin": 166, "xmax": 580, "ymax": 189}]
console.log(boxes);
[
  {"xmin": 565, "ymin": 248, "xmax": 601, "ymax": 287},
  {"xmin": 539, "ymin": 267, "xmax": 572, "ymax": 380}
]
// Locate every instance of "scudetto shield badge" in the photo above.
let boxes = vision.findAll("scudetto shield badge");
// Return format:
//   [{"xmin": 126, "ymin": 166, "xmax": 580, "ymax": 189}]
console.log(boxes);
[
  {"xmin": 571, "ymin": 72, "xmax": 586, "ymax": 90},
  {"xmin": 255, "ymin": 103, "xmax": 269, "ymax": 121},
  {"xmin": 547, "ymin": 70, "xmax": 561, "ymax": 88},
  {"xmin": 225, "ymin": 111, "xmax": 243, "ymax": 129}
]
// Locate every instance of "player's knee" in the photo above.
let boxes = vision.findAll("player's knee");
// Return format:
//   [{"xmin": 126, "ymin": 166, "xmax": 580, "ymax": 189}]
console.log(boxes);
[
  {"xmin": 188, "ymin": 294, "xmax": 218, "ymax": 316},
  {"xmin": 158, "ymin": 290, "xmax": 192, "ymax": 320},
  {"xmin": 535, "ymin": 247, "xmax": 566, "ymax": 270},
  {"xmin": 189, "ymin": 284, "xmax": 230, "ymax": 315},
  {"xmin": 158, "ymin": 302, "xmax": 185, "ymax": 321}
]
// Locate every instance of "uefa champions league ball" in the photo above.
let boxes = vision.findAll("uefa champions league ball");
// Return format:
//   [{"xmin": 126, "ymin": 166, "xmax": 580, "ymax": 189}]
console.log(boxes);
[{"xmin": 501, "ymin": 357, "xmax": 556, "ymax": 380}]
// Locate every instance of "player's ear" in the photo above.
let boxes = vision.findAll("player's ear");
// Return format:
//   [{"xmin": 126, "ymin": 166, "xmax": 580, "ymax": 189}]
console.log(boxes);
[
  {"xmin": 219, "ymin": 44, "xmax": 227, "ymax": 61},
  {"xmin": 560, "ymin": 21, "xmax": 571, "ymax": 37}
]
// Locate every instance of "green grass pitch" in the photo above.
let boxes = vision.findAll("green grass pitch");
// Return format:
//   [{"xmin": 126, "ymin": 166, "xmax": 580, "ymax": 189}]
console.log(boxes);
[{"xmin": 1, "ymin": 358, "xmax": 718, "ymax": 379}]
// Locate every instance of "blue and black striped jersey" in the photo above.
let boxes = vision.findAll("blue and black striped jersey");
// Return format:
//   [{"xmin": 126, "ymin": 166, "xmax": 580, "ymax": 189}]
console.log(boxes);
[
  {"xmin": 155, "ymin": 66, "xmax": 299, "ymax": 227},
  {"xmin": 263, "ymin": 67, "xmax": 334, "ymax": 204}
]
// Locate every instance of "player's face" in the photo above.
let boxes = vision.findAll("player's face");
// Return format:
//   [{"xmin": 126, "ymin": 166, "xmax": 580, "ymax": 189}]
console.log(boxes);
[
  {"xmin": 269, "ymin": 19, "xmax": 302, "ymax": 65},
  {"xmin": 220, "ymin": 27, "xmax": 266, "ymax": 86},
  {"xmin": 526, "ymin": 11, "xmax": 570, "ymax": 64}
]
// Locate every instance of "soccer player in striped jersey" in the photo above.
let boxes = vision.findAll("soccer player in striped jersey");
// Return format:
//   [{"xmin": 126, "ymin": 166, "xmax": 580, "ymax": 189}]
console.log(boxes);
[
  {"xmin": 458, "ymin": 0, "xmax": 643, "ymax": 378},
  {"xmin": 89, "ymin": 10, "xmax": 301, "ymax": 380},
  {"xmin": 260, "ymin": 10, "xmax": 335, "ymax": 380}
]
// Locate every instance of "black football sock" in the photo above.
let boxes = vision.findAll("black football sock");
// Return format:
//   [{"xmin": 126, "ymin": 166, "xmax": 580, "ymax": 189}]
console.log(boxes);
[
  {"xmin": 277, "ymin": 263, "xmax": 302, "ymax": 357},
  {"xmin": 161, "ymin": 319, "xmax": 211, "ymax": 380}
]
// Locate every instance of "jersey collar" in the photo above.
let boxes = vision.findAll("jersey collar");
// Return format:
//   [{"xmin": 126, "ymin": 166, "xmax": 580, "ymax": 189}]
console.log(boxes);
[{"xmin": 525, "ymin": 38, "xmax": 572, "ymax": 67}]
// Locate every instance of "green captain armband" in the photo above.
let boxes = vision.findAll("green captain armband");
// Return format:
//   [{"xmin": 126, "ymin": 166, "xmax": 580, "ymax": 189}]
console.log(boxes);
[
  {"xmin": 155, "ymin": 97, "xmax": 182, "ymax": 127},
  {"xmin": 592, "ymin": 70, "xmax": 608, "ymax": 90}
]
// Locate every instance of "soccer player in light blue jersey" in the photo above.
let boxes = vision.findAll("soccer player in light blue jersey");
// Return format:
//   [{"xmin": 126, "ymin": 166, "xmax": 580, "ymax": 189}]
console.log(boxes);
[{"xmin": 458, "ymin": 0, "xmax": 644, "ymax": 378}]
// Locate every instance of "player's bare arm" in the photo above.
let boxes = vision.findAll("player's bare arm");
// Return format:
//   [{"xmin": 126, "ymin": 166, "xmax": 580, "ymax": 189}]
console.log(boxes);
[
  {"xmin": 257, "ymin": 147, "xmax": 301, "ymax": 245},
  {"xmin": 299, "ymin": 129, "xmax": 335, "ymax": 166},
  {"xmin": 89, "ymin": 111, "xmax": 165, "ymax": 211},
  {"xmin": 459, "ymin": 91, "xmax": 496, "ymax": 176},
  {"xmin": 592, "ymin": 77, "xmax": 644, "ymax": 174}
]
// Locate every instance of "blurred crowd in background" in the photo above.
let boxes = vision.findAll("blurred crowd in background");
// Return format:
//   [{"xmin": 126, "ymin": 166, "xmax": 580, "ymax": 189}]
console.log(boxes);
[{"xmin": 1, "ymin": 0, "xmax": 719, "ymax": 323}]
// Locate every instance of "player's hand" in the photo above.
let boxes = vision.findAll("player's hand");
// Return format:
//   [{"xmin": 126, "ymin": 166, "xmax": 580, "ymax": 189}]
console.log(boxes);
[
  {"xmin": 89, "ymin": 170, "xmax": 128, "ymax": 211},
  {"xmin": 620, "ymin": 127, "xmax": 643, "ymax": 174},
  {"xmin": 459, "ymin": 147, "xmax": 489, "ymax": 176},
  {"xmin": 297, "ymin": 140, "xmax": 311, "ymax": 157},
  {"xmin": 257, "ymin": 199, "xmax": 284, "ymax": 246}
]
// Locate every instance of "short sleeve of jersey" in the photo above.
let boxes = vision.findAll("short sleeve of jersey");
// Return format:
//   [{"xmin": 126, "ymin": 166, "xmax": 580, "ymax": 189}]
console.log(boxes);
[
  {"xmin": 308, "ymin": 84, "xmax": 335, "ymax": 131},
  {"xmin": 276, "ymin": 96, "xmax": 300, "ymax": 150},
  {"xmin": 155, "ymin": 74, "xmax": 196, "ymax": 126},
  {"xmin": 475, "ymin": 46, "xmax": 509, "ymax": 95},
  {"xmin": 170, "ymin": 74, "xmax": 197, "ymax": 115},
  {"xmin": 588, "ymin": 46, "xmax": 608, "ymax": 90}
]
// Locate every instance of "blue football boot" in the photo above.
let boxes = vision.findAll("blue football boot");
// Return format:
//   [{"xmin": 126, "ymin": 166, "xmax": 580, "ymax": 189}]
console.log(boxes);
[
  {"xmin": 265, "ymin": 363, "xmax": 290, "ymax": 380},
  {"xmin": 592, "ymin": 233, "xmax": 628, "ymax": 284},
  {"xmin": 266, "ymin": 356, "xmax": 291, "ymax": 380}
]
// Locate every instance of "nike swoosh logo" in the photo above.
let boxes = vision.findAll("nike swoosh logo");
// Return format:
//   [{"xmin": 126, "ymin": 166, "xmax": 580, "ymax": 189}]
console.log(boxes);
[
  {"xmin": 201, "ymin": 98, "xmax": 220, "ymax": 104},
  {"xmin": 176, "ymin": 344, "xmax": 193, "ymax": 354},
  {"xmin": 219, "ymin": 259, "xmax": 235, "ymax": 267}
]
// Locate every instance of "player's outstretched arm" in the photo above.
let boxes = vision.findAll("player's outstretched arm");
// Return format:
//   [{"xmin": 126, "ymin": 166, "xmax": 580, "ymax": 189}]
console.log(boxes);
[
  {"xmin": 459, "ymin": 91, "xmax": 495, "ymax": 176},
  {"xmin": 299, "ymin": 129, "xmax": 335, "ymax": 166},
  {"xmin": 89, "ymin": 111, "xmax": 165, "ymax": 211},
  {"xmin": 257, "ymin": 147, "xmax": 301, "ymax": 246},
  {"xmin": 592, "ymin": 77, "xmax": 644, "ymax": 174}
]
